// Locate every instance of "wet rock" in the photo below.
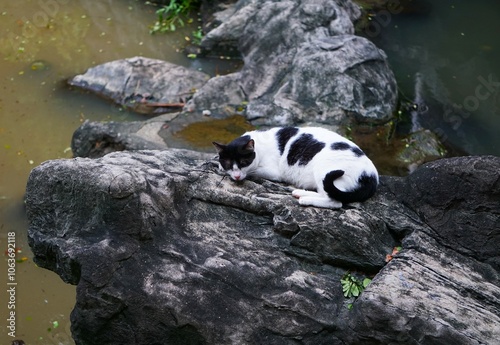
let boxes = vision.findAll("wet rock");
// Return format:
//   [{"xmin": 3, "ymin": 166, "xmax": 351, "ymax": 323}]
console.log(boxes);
[
  {"xmin": 68, "ymin": 57, "xmax": 210, "ymax": 115},
  {"xmin": 397, "ymin": 129, "xmax": 447, "ymax": 172},
  {"xmin": 188, "ymin": 0, "xmax": 398, "ymax": 126},
  {"xmin": 26, "ymin": 151, "xmax": 500, "ymax": 345},
  {"xmin": 70, "ymin": 111, "xmax": 254, "ymax": 158},
  {"xmin": 71, "ymin": 113, "xmax": 177, "ymax": 158}
]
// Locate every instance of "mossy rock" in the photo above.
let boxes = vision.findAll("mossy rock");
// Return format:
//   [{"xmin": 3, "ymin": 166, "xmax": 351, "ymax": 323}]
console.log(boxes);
[{"xmin": 397, "ymin": 130, "xmax": 447, "ymax": 171}]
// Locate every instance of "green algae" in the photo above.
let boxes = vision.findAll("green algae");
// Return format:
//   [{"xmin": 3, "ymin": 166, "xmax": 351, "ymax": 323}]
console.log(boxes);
[{"xmin": 174, "ymin": 115, "xmax": 254, "ymax": 149}]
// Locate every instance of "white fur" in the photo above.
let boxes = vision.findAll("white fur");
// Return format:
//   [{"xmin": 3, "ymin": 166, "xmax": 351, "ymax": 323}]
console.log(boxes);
[{"xmin": 228, "ymin": 127, "xmax": 378, "ymax": 209}]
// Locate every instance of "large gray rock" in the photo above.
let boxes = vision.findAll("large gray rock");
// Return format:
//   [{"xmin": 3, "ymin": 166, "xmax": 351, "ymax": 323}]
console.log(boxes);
[
  {"xmin": 68, "ymin": 57, "xmax": 210, "ymax": 115},
  {"xmin": 188, "ymin": 0, "xmax": 398, "ymax": 126},
  {"xmin": 400, "ymin": 155, "xmax": 500, "ymax": 269},
  {"xmin": 25, "ymin": 152, "xmax": 500, "ymax": 345},
  {"xmin": 69, "ymin": 0, "xmax": 398, "ymax": 127}
]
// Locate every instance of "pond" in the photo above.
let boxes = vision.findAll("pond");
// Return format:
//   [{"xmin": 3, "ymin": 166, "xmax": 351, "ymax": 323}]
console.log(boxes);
[
  {"xmin": 0, "ymin": 0, "xmax": 499, "ymax": 343},
  {"xmin": 0, "ymin": 0, "xmax": 240, "ymax": 343},
  {"xmin": 358, "ymin": 0, "xmax": 500, "ymax": 155}
]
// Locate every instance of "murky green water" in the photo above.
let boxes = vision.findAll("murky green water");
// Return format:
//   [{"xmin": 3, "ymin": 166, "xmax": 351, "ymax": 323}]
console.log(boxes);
[
  {"xmin": 0, "ymin": 0, "xmax": 240, "ymax": 343},
  {"xmin": 1, "ymin": 0, "xmax": 499, "ymax": 343}
]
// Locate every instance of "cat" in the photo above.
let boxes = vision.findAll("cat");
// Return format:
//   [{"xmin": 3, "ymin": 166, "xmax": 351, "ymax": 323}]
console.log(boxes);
[{"xmin": 212, "ymin": 126, "xmax": 379, "ymax": 209}]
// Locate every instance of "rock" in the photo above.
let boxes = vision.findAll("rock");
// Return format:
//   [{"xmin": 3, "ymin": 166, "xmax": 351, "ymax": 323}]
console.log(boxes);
[
  {"xmin": 25, "ymin": 151, "xmax": 500, "ymax": 345},
  {"xmin": 200, "ymin": 0, "xmax": 239, "ymax": 33},
  {"xmin": 266, "ymin": 35, "xmax": 397, "ymax": 125},
  {"xmin": 188, "ymin": 73, "xmax": 246, "ymax": 111},
  {"xmin": 68, "ymin": 57, "xmax": 210, "ymax": 115},
  {"xmin": 70, "ymin": 110, "xmax": 254, "ymax": 158},
  {"xmin": 69, "ymin": 0, "xmax": 397, "ymax": 127},
  {"xmin": 343, "ymin": 232, "xmax": 500, "ymax": 344},
  {"xmin": 396, "ymin": 129, "xmax": 447, "ymax": 173},
  {"xmin": 399, "ymin": 155, "xmax": 500, "ymax": 270},
  {"xmin": 188, "ymin": 0, "xmax": 398, "ymax": 126},
  {"xmin": 71, "ymin": 113, "xmax": 177, "ymax": 158}
]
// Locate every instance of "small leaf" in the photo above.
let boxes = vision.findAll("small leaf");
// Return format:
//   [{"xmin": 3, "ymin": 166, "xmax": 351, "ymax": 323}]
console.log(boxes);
[
  {"xmin": 363, "ymin": 278, "xmax": 372, "ymax": 288},
  {"xmin": 351, "ymin": 285, "xmax": 360, "ymax": 297}
]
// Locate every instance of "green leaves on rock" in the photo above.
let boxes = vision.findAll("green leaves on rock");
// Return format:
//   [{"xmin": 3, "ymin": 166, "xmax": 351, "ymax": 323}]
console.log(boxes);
[{"xmin": 341, "ymin": 272, "xmax": 372, "ymax": 299}]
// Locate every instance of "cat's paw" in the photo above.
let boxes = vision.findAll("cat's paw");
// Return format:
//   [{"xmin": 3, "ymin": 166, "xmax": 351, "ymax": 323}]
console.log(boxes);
[
  {"xmin": 292, "ymin": 189, "xmax": 303, "ymax": 199},
  {"xmin": 292, "ymin": 189, "xmax": 318, "ymax": 198}
]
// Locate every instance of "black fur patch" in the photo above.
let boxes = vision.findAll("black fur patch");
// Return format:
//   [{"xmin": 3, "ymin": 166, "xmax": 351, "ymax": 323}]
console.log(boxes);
[
  {"xmin": 351, "ymin": 147, "xmax": 365, "ymax": 157},
  {"xmin": 331, "ymin": 142, "xmax": 351, "ymax": 151},
  {"xmin": 331, "ymin": 142, "xmax": 365, "ymax": 157},
  {"xmin": 276, "ymin": 127, "xmax": 299, "ymax": 155},
  {"xmin": 287, "ymin": 133, "xmax": 325, "ymax": 166},
  {"xmin": 218, "ymin": 135, "xmax": 256, "ymax": 169},
  {"xmin": 323, "ymin": 171, "xmax": 377, "ymax": 204}
]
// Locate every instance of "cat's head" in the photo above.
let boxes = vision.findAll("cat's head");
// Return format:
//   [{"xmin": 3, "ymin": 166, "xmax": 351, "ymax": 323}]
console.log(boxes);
[{"xmin": 212, "ymin": 135, "xmax": 256, "ymax": 181}]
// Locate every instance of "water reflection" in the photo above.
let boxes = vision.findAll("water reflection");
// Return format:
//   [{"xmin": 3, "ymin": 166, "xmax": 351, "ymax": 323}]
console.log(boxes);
[{"xmin": 360, "ymin": 0, "xmax": 500, "ymax": 155}]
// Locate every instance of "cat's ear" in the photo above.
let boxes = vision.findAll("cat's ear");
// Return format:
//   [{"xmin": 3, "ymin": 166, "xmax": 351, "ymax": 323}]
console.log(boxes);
[
  {"xmin": 244, "ymin": 139, "xmax": 255, "ymax": 152},
  {"xmin": 212, "ymin": 142, "xmax": 225, "ymax": 153}
]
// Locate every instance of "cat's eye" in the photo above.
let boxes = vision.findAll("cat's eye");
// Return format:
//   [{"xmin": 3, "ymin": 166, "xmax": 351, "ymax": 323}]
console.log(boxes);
[
  {"xmin": 220, "ymin": 159, "xmax": 233, "ymax": 170},
  {"xmin": 239, "ymin": 158, "xmax": 253, "ymax": 168},
  {"xmin": 239, "ymin": 160, "xmax": 249, "ymax": 167}
]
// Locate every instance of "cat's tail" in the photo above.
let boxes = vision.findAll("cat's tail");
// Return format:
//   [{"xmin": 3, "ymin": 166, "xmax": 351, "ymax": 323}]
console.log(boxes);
[{"xmin": 323, "ymin": 170, "xmax": 378, "ymax": 204}]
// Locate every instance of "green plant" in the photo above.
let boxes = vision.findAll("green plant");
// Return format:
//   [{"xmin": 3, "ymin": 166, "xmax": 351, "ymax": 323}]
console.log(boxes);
[
  {"xmin": 149, "ymin": 0, "xmax": 200, "ymax": 34},
  {"xmin": 341, "ymin": 272, "xmax": 371, "ymax": 299},
  {"xmin": 192, "ymin": 26, "xmax": 204, "ymax": 45}
]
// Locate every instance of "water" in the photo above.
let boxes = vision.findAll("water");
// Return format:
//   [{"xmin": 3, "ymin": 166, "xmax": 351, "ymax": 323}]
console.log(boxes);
[
  {"xmin": 0, "ymin": 1, "xmax": 241, "ymax": 343},
  {"xmin": 360, "ymin": 0, "xmax": 500, "ymax": 155},
  {"xmin": 1, "ymin": 0, "xmax": 499, "ymax": 343}
]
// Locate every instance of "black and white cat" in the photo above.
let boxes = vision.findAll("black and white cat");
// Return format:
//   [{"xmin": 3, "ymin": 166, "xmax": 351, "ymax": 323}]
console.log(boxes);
[{"xmin": 213, "ymin": 127, "xmax": 378, "ymax": 209}]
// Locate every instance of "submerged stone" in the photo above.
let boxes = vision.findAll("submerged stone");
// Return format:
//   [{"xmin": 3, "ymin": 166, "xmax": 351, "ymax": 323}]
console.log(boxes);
[{"xmin": 397, "ymin": 129, "xmax": 447, "ymax": 172}]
